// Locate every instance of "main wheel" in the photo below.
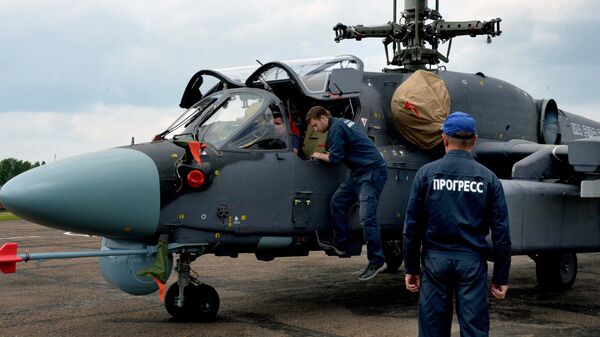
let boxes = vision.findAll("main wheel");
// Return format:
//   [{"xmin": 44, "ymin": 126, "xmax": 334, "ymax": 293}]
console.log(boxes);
[
  {"xmin": 165, "ymin": 282, "xmax": 220, "ymax": 322},
  {"xmin": 193, "ymin": 284, "xmax": 220, "ymax": 321},
  {"xmin": 535, "ymin": 253, "xmax": 577, "ymax": 291},
  {"xmin": 382, "ymin": 240, "xmax": 404, "ymax": 273}
]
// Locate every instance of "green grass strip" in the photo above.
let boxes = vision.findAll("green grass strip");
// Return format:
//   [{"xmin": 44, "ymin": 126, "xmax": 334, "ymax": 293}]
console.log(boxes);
[{"xmin": 0, "ymin": 211, "xmax": 20, "ymax": 221}]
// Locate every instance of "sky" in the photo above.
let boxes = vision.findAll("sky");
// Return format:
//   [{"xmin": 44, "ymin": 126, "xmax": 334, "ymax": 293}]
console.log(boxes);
[{"xmin": 1, "ymin": 0, "xmax": 599, "ymax": 163}]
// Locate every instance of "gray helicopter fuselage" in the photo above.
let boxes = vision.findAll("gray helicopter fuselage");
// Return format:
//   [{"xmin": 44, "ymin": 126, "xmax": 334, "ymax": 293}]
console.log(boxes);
[{"xmin": 122, "ymin": 66, "xmax": 600, "ymax": 260}]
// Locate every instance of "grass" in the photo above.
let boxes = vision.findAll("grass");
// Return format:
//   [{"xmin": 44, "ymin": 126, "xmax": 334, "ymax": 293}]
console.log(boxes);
[{"xmin": 0, "ymin": 210, "xmax": 20, "ymax": 221}]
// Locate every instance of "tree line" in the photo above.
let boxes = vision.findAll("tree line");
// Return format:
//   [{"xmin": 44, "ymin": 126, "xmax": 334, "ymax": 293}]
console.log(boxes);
[{"xmin": 0, "ymin": 158, "xmax": 45, "ymax": 185}]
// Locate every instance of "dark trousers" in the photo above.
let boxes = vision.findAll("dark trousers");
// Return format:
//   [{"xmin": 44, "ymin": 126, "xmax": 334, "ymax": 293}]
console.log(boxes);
[
  {"xmin": 330, "ymin": 166, "xmax": 387, "ymax": 265},
  {"xmin": 419, "ymin": 253, "xmax": 489, "ymax": 337}
]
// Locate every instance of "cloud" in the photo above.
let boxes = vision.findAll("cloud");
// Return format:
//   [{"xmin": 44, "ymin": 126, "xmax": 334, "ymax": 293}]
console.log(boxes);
[
  {"xmin": 0, "ymin": 105, "xmax": 175, "ymax": 163},
  {"xmin": 441, "ymin": 0, "xmax": 600, "ymax": 117}
]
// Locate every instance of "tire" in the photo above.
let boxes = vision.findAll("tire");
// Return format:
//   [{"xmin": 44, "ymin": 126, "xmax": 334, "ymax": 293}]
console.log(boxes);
[
  {"xmin": 535, "ymin": 253, "xmax": 577, "ymax": 291},
  {"xmin": 192, "ymin": 284, "xmax": 220, "ymax": 321},
  {"xmin": 165, "ymin": 282, "xmax": 220, "ymax": 322},
  {"xmin": 382, "ymin": 240, "xmax": 404, "ymax": 273}
]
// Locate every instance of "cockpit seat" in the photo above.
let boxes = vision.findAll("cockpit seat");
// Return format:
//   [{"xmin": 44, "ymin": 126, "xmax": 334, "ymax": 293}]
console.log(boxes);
[{"xmin": 302, "ymin": 127, "xmax": 327, "ymax": 158}]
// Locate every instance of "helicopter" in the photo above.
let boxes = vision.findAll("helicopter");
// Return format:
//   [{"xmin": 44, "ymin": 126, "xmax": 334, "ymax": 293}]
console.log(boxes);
[{"xmin": 1, "ymin": 0, "xmax": 600, "ymax": 322}]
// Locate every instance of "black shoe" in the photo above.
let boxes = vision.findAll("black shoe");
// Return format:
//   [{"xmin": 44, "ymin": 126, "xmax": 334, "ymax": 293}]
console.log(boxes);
[
  {"xmin": 315, "ymin": 231, "xmax": 347, "ymax": 256},
  {"xmin": 319, "ymin": 240, "xmax": 347, "ymax": 256},
  {"xmin": 358, "ymin": 263, "xmax": 386, "ymax": 281}
]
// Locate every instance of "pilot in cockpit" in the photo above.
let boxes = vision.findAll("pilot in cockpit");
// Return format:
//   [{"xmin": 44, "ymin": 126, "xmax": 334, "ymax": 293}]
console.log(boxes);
[{"xmin": 273, "ymin": 112, "xmax": 300, "ymax": 154}]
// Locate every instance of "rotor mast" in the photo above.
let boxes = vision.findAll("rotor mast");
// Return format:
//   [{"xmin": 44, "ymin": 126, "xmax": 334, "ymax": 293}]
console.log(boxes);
[{"xmin": 333, "ymin": 0, "xmax": 501, "ymax": 70}]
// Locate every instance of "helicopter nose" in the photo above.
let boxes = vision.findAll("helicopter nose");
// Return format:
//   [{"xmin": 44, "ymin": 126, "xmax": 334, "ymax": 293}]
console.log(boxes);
[{"xmin": 0, "ymin": 148, "xmax": 160, "ymax": 239}]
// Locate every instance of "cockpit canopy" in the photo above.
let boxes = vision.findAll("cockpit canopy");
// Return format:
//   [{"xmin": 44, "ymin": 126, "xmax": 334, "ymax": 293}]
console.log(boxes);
[
  {"xmin": 163, "ymin": 55, "xmax": 364, "ymax": 151},
  {"xmin": 179, "ymin": 55, "xmax": 363, "ymax": 109},
  {"xmin": 167, "ymin": 89, "xmax": 289, "ymax": 151}
]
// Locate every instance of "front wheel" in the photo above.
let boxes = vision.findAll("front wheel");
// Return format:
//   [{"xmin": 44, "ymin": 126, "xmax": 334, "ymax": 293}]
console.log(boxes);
[
  {"xmin": 165, "ymin": 282, "xmax": 220, "ymax": 322},
  {"xmin": 535, "ymin": 253, "xmax": 577, "ymax": 291}
]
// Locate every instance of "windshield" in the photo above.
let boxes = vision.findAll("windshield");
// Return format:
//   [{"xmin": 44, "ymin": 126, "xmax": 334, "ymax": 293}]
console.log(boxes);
[
  {"xmin": 284, "ymin": 56, "xmax": 361, "ymax": 93},
  {"xmin": 195, "ymin": 92, "xmax": 264, "ymax": 148},
  {"xmin": 246, "ymin": 56, "xmax": 362, "ymax": 94},
  {"xmin": 213, "ymin": 65, "xmax": 261, "ymax": 84},
  {"xmin": 165, "ymin": 93, "xmax": 222, "ymax": 139},
  {"xmin": 228, "ymin": 104, "xmax": 288, "ymax": 151},
  {"xmin": 215, "ymin": 56, "xmax": 362, "ymax": 93}
]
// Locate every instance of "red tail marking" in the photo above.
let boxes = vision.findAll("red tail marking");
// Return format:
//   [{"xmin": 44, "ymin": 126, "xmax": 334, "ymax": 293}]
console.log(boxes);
[{"xmin": 0, "ymin": 242, "xmax": 22, "ymax": 273}]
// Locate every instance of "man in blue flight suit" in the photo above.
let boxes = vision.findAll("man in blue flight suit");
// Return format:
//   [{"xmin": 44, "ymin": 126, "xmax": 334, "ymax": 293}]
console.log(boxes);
[
  {"xmin": 307, "ymin": 106, "xmax": 388, "ymax": 281},
  {"xmin": 403, "ymin": 111, "xmax": 511, "ymax": 337}
]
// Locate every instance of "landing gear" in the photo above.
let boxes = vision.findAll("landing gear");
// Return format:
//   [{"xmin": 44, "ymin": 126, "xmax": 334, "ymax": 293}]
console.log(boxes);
[
  {"xmin": 165, "ymin": 282, "xmax": 219, "ymax": 321},
  {"xmin": 382, "ymin": 240, "xmax": 403, "ymax": 273},
  {"xmin": 534, "ymin": 252, "xmax": 577, "ymax": 291},
  {"xmin": 165, "ymin": 252, "xmax": 220, "ymax": 321}
]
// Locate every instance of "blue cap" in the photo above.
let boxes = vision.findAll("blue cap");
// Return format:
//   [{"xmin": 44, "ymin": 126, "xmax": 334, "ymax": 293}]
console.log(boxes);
[{"xmin": 442, "ymin": 111, "xmax": 477, "ymax": 138}]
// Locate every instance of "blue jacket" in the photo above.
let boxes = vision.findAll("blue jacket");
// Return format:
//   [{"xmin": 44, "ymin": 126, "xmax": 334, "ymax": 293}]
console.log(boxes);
[
  {"xmin": 326, "ymin": 117, "xmax": 386, "ymax": 174},
  {"xmin": 403, "ymin": 150, "xmax": 511, "ymax": 285}
]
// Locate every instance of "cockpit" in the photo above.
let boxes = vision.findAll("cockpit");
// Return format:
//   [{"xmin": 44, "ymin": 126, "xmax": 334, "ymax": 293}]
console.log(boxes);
[
  {"xmin": 164, "ymin": 89, "xmax": 289, "ymax": 151},
  {"xmin": 159, "ymin": 55, "xmax": 365, "ymax": 157}
]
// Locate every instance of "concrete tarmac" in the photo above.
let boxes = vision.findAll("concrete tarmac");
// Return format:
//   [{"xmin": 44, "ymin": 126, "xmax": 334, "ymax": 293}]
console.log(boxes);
[{"xmin": 1, "ymin": 220, "xmax": 599, "ymax": 337}]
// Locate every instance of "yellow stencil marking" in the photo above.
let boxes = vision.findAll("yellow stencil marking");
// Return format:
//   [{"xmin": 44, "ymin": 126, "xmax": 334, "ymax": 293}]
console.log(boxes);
[
  {"xmin": 241, "ymin": 215, "xmax": 247, "ymax": 221},
  {"xmin": 171, "ymin": 153, "xmax": 178, "ymax": 158}
]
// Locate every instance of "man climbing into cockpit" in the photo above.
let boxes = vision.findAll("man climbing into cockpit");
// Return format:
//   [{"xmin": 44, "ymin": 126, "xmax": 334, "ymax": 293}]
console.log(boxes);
[{"xmin": 306, "ymin": 105, "xmax": 388, "ymax": 281}]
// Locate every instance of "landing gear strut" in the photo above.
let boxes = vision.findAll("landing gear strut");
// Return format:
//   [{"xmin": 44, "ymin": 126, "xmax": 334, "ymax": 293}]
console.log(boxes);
[
  {"xmin": 534, "ymin": 252, "xmax": 577, "ymax": 291},
  {"xmin": 165, "ymin": 252, "xmax": 220, "ymax": 321}
]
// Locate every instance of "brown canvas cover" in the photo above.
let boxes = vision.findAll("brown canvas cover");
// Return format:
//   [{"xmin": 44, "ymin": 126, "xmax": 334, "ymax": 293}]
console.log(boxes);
[{"xmin": 391, "ymin": 70, "xmax": 451, "ymax": 149}]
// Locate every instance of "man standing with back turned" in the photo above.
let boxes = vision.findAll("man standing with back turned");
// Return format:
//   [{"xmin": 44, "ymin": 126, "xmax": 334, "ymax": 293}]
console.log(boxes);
[
  {"xmin": 404, "ymin": 111, "xmax": 511, "ymax": 337},
  {"xmin": 307, "ymin": 106, "xmax": 388, "ymax": 281}
]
